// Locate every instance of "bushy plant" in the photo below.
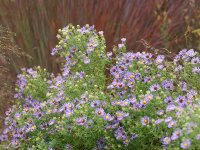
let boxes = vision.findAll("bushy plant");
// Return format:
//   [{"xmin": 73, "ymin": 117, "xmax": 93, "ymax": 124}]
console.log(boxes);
[{"xmin": 0, "ymin": 25, "xmax": 200, "ymax": 150}]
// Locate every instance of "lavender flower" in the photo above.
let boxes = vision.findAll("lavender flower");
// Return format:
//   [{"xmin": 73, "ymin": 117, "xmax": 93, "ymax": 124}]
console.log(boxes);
[
  {"xmin": 116, "ymin": 111, "xmax": 129, "ymax": 121},
  {"xmin": 162, "ymin": 137, "xmax": 171, "ymax": 145},
  {"xmin": 171, "ymin": 128, "xmax": 182, "ymax": 140},
  {"xmin": 103, "ymin": 113, "xmax": 114, "ymax": 121},
  {"xmin": 75, "ymin": 116, "xmax": 87, "ymax": 126},
  {"xmin": 95, "ymin": 108, "xmax": 105, "ymax": 116},
  {"xmin": 180, "ymin": 139, "xmax": 191, "ymax": 149},
  {"xmin": 157, "ymin": 110, "xmax": 164, "ymax": 116},
  {"xmin": 155, "ymin": 55, "xmax": 165, "ymax": 64},
  {"xmin": 48, "ymin": 119, "xmax": 55, "ymax": 126},
  {"xmin": 165, "ymin": 117, "xmax": 172, "ymax": 123},
  {"xmin": 11, "ymin": 138, "xmax": 20, "ymax": 148},
  {"xmin": 164, "ymin": 96, "xmax": 173, "ymax": 104},
  {"xmin": 154, "ymin": 119, "xmax": 163, "ymax": 125},
  {"xmin": 90, "ymin": 100, "xmax": 100, "ymax": 108},
  {"xmin": 130, "ymin": 133, "xmax": 138, "ymax": 139},
  {"xmin": 150, "ymin": 84, "xmax": 161, "ymax": 92},
  {"xmin": 175, "ymin": 96, "xmax": 187, "ymax": 107},
  {"xmin": 141, "ymin": 116, "xmax": 150, "ymax": 126},
  {"xmin": 83, "ymin": 57, "xmax": 90, "ymax": 64},
  {"xmin": 168, "ymin": 120, "xmax": 177, "ymax": 128}
]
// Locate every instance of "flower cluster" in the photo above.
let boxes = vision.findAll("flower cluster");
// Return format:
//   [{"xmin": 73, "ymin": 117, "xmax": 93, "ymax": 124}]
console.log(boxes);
[{"xmin": 0, "ymin": 25, "xmax": 200, "ymax": 150}]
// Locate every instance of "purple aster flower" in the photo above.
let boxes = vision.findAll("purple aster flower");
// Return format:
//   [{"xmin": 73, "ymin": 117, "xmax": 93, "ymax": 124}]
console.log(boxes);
[
  {"xmin": 191, "ymin": 57, "xmax": 200, "ymax": 64},
  {"xmin": 154, "ymin": 119, "xmax": 163, "ymax": 125},
  {"xmin": 179, "ymin": 49, "xmax": 187, "ymax": 56},
  {"xmin": 157, "ymin": 110, "xmax": 164, "ymax": 116},
  {"xmin": 180, "ymin": 139, "xmax": 191, "ymax": 149},
  {"xmin": 141, "ymin": 116, "xmax": 150, "ymax": 126},
  {"xmin": 162, "ymin": 137, "xmax": 171, "ymax": 145},
  {"xmin": 48, "ymin": 119, "xmax": 55, "ymax": 126},
  {"xmin": 96, "ymin": 138, "xmax": 106, "ymax": 149},
  {"xmin": 171, "ymin": 128, "xmax": 182, "ymax": 140},
  {"xmin": 168, "ymin": 120, "xmax": 177, "ymax": 128},
  {"xmin": 175, "ymin": 95, "xmax": 187, "ymax": 107},
  {"xmin": 118, "ymin": 43, "xmax": 125, "ymax": 49},
  {"xmin": 62, "ymin": 66, "xmax": 70, "ymax": 77},
  {"xmin": 40, "ymin": 123, "xmax": 47, "ymax": 130},
  {"xmin": 155, "ymin": 55, "xmax": 165, "ymax": 64},
  {"xmin": 192, "ymin": 67, "xmax": 200, "ymax": 74},
  {"xmin": 134, "ymin": 73, "xmax": 141, "ymax": 81},
  {"xmin": 120, "ymin": 99, "xmax": 130, "ymax": 106},
  {"xmin": 117, "ymin": 82, "xmax": 125, "ymax": 89},
  {"xmin": 157, "ymin": 65, "xmax": 164, "ymax": 70},
  {"xmin": 162, "ymin": 80, "xmax": 174, "ymax": 91},
  {"xmin": 179, "ymin": 81, "xmax": 187, "ymax": 91},
  {"xmin": 103, "ymin": 113, "xmax": 114, "ymax": 121},
  {"xmin": 164, "ymin": 96, "xmax": 173, "ymax": 104},
  {"xmin": 0, "ymin": 134, "xmax": 8, "ymax": 141},
  {"xmin": 121, "ymin": 38, "xmax": 126, "ymax": 43},
  {"xmin": 114, "ymin": 127, "xmax": 127, "ymax": 140},
  {"xmin": 95, "ymin": 108, "xmax": 105, "ymax": 116},
  {"xmin": 186, "ymin": 49, "xmax": 197, "ymax": 57},
  {"xmin": 142, "ymin": 53, "xmax": 153, "ymax": 60},
  {"xmin": 17, "ymin": 128, "xmax": 25, "ymax": 138},
  {"xmin": 34, "ymin": 111, "xmax": 43, "ymax": 119},
  {"xmin": 123, "ymin": 137, "xmax": 130, "ymax": 146},
  {"xmin": 116, "ymin": 111, "xmax": 129, "ymax": 121},
  {"xmin": 27, "ymin": 68, "xmax": 37, "ymax": 78},
  {"xmin": 75, "ymin": 116, "xmax": 87, "ymax": 126},
  {"xmin": 144, "ymin": 76, "xmax": 153, "ymax": 83},
  {"xmin": 98, "ymin": 31, "xmax": 104, "ymax": 35},
  {"xmin": 11, "ymin": 138, "xmax": 20, "ymax": 148},
  {"xmin": 3, "ymin": 128, "xmax": 10, "ymax": 135},
  {"xmin": 51, "ymin": 47, "xmax": 59, "ymax": 55},
  {"xmin": 83, "ymin": 57, "xmax": 90, "ymax": 64},
  {"xmin": 174, "ymin": 65, "xmax": 183, "ymax": 72},
  {"xmin": 14, "ymin": 112, "xmax": 21, "ymax": 120},
  {"xmin": 150, "ymin": 84, "xmax": 161, "ymax": 92},
  {"xmin": 130, "ymin": 133, "xmax": 138, "ymax": 139},
  {"xmin": 145, "ymin": 93, "xmax": 154, "ymax": 101},
  {"xmin": 127, "ymin": 80, "xmax": 135, "ymax": 88},
  {"xmin": 166, "ymin": 104, "xmax": 176, "ymax": 112},
  {"xmin": 90, "ymin": 100, "xmax": 100, "ymax": 108},
  {"xmin": 139, "ymin": 99, "xmax": 149, "ymax": 108},
  {"xmin": 101, "ymin": 101, "xmax": 107, "ymax": 108},
  {"xmin": 165, "ymin": 117, "xmax": 172, "ymax": 123},
  {"xmin": 106, "ymin": 52, "xmax": 113, "ymax": 58}
]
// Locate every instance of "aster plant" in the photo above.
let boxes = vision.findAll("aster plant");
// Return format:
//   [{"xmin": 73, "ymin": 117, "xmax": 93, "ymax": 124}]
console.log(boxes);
[{"xmin": 0, "ymin": 25, "xmax": 200, "ymax": 150}]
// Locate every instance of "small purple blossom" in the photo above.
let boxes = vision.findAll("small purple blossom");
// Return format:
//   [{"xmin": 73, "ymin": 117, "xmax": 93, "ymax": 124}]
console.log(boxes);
[
  {"xmin": 95, "ymin": 108, "xmax": 105, "ymax": 116},
  {"xmin": 180, "ymin": 139, "xmax": 191, "ymax": 149},
  {"xmin": 90, "ymin": 100, "xmax": 100, "ymax": 108},
  {"xmin": 75, "ymin": 116, "xmax": 87, "ymax": 126},
  {"xmin": 11, "ymin": 138, "xmax": 20, "ymax": 148},
  {"xmin": 162, "ymin": 137, "xmax": 171, "ymax": 145},
  {"xmin": 168, "ymin": 120, "xmax": 177, "ymax": 128},
  {"xmin": 154, "ymin": 119, "xmax": 163, "ymax": 125},
  {"xmin": 171, "ymin": 128, "xmax": 182, "ymax": 140},
  {"xmin": 103, "ymin": 113, "xmax": 114, "ymax": 121},
  {"xmin": 150, "ymin": 84, "xmax": 161, "ymax": 92},
  {"xmin": 141, "ymin": 116, "xmax": 150, "ymax": 126},
  {"xmin": 157, "ymin": 110, "xmax": 164, "ymax": 116}
]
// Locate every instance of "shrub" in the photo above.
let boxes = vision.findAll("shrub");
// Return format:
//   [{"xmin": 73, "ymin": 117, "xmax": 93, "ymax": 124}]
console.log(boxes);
[{"xmin": 0, "ymin": 25, "xmax": 200, "ymax": 150}]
